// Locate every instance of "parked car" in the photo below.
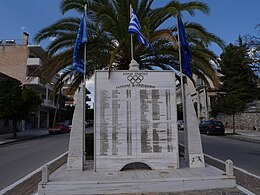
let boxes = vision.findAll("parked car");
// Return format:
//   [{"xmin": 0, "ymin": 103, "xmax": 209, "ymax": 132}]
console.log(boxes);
[
  {"xmin": 177, "ymin": 120, "xmax": 184, "ymax": 130},
  {"xmin": 199, "ymin": 120, "xmax": 225, "ymax": 135},
  {"xmin": 49, "ymin": 122, "xmax": 70, "ymax": 134},
  {"xmin": 68, "ymin": 121, "xmax": 93, "ymax": 131}
]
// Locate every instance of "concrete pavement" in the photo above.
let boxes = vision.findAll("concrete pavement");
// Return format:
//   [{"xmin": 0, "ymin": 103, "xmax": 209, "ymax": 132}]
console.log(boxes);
[{"xmin": 225, "ymin": 128, "xmax": 260, "ymax": 143}]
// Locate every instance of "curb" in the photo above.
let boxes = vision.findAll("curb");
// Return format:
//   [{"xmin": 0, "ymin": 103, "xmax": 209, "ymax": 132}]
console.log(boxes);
[
  {"xmin": 224, "ymin": 134, "xmax": 260, "ymax": 144},
  {"xmin": 203, "ymin": 153, "xmax": 259, "ymax": 195},
  {"xmin": 0, "ymin": 134, "xmax": 49, "ymax": 147},
  {"xmin": 2, "ymin": 146, "xmax": 258, "ymax": 195},
  {"xmin": 179, "ymin": 144, "xmax": 260, "ymax": 195},
  {"xmin": 0, "ymin": 152, "xmax": 68, "ymax": 195}
]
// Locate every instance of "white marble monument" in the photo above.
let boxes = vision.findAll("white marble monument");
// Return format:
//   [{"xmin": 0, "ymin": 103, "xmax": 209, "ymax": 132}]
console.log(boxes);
[
  {"xmin": 183, "ymin": 82, "xmax": 205, "ymax": 168},
  {"xmin": 67, "ymin": 87, "xmax": 85, "ymax": 170},
  {"xmin": 95, "ymin": 70, "xmax": 179, "ymax": 171},
  {"xmin": 38, "ymin": 64, "xmax": 236, "ymax": 195}
]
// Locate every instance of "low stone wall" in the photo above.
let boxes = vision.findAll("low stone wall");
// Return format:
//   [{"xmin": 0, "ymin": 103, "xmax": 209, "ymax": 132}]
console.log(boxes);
[{"xmin": 216, "ymin": 112, "xmax": 260, "ymax": 131}]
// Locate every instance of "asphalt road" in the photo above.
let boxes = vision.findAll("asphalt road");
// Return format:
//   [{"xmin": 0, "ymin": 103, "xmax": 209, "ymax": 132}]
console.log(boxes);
[
  {"xmin": 179, "ymin": 131, "xmax": 260, "ymax": 176},
  {"xmin": 0, "ymin": 133, "xmax": 69, "ymax": 190},
  {"xmin": 1, "ymin": 130, "xmax": 259, "ymax": 191}
]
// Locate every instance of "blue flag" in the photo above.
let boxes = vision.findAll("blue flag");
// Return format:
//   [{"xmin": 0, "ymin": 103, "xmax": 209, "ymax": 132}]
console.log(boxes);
[
  {"xmin": 128, "ymin": 10, "xmax": 155, "ymax": 54},
  {"xmin": 73, "ymin": 11, "xmax": 87, "ymax": 74},
  {"xmin": 178, "ymin": 18, "xmax": 192, "ymax": 79}
]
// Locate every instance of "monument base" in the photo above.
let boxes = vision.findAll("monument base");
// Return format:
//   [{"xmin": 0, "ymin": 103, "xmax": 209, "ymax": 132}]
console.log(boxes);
[{"xmin": 38, "ymin": 160, "xmax": 236, "ymax": 195}]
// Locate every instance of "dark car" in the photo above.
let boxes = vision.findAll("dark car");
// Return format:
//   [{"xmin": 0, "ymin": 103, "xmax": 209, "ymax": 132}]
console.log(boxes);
[
  {"xmin": 49, "ymin": 122, "xmax": 70, "ymax": 134},
  {"xmin": 199, "ymin": 120, "xmax": 225, "ymax": 135}
]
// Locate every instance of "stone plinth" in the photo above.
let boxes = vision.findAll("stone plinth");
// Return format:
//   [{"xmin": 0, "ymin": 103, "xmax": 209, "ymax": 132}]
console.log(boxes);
[{"xmin": 38, "ymin": 160, "xmax": 236, "ymax": 195}]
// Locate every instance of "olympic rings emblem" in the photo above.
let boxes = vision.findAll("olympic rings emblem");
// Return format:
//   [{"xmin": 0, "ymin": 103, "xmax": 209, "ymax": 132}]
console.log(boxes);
[{"xmin": 127, "ymin": 73, "xmax": 144, "ymax": 85}]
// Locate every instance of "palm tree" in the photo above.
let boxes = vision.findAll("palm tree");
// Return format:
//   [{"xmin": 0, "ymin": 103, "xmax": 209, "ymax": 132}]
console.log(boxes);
[{"xmin": 34, "ymin": 0, "xmax": 225, "ymax": 93}]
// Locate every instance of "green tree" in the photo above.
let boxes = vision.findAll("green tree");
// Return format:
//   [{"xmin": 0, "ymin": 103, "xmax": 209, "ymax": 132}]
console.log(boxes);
[
  {"xmin": 34, "ymin": 0, "xmax": 224, "ymax": 93},
  {"xmin": 218, "ymin": 36, "xmax": 259, "ymax": 133},
  {"xmin": 220, "ymin": 94, "xmax": 244, "ymax": 134},
  {"xmin": 0, "ymin": 78, "xmax": 41, "ymax": 138},
  {"xmin": 220, "ymin": 37, "xmax": 259, "ymax": 101}
]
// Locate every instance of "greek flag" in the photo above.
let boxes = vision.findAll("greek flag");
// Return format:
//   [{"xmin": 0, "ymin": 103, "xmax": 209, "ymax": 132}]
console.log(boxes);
[
  {"xmin": 128, "ymin": 10, "xmax": 155, "ymax": 54},
  {"xmin": 73, "ymin": 11, "xmax": 87, "ymax": 74},
  {"xmin": 178, "ymin": 18, "xmax": 192, "ymax": 79}
]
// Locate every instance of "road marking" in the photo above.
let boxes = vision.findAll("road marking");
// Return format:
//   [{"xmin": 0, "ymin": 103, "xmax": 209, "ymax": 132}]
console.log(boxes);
[
  {"xmin": 179, "ymin": 143, "xmax": 259, "ymax": 194},
  {"xmin": 204, "ymin": 153, "xmax": 260, "ymax": 180},
  {"xmin": 0, "ymin": 151, "xmax": 68, "ymax": 195},
  {"xmin": 179, "ymin": 143, "xmax": 260, "ymax": 179},
  {"xmin": 2, "ymin": 144, "xmax": 259, "ymax": 195},
  {"xmin": 237, "ymin": 185, "xmax": 256, "ymax": 195}
]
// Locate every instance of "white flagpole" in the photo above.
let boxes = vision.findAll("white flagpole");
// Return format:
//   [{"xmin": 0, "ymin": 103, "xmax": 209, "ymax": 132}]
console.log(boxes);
[
  {"xmin": 83, "ymin": 4, "xmax": 87, "ymax": 165},
  {"xmin": 130, "ymin": 4, "xmax": 134, "ymax": 60},
  {"xmin": 176, "ymin": 15, "xmax": 188, "ymax": 161}
]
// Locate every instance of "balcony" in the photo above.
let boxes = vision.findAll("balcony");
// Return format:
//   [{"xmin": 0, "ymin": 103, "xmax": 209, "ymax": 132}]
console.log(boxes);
[
  {"xmin": 26, "ymin": 76, "xmax": 44, "ymax": 86},
  {"xmin": 26, "ymin": 58, "xmax": 43, "ymax": 67}
]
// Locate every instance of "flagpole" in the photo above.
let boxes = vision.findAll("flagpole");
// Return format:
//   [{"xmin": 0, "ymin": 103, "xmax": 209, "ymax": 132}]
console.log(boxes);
[
  {"xmin": 176, "ymin": 15, "xmax": 188, "ymax": 161},
  {"xmin": 83, "ymin": 4, "xmax": 87, "ymax": 165},
  {"xmin": 130, "ymin": 4, "xmax": 134, "ymax": 60}
]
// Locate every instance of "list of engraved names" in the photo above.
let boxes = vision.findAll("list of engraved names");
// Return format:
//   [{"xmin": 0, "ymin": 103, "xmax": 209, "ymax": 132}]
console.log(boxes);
[{"xmin": 97, "ymin": 73, "xmax": 176, "ymax": 156}]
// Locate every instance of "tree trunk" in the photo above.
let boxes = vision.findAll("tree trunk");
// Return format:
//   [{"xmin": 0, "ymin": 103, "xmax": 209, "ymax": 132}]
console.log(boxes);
[
  {"xmin": 12, "ymin": 119, "xmax": 18, "ymax": 139},
  {"xmin": 232, "ymin": 114, "xmax": 235, "ymax": 134}
]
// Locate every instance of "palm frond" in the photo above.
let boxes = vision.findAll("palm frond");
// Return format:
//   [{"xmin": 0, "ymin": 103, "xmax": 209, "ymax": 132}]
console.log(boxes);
[{"xmin": 33, "ymin": 0, "xmax": 224, "ymax": 94}]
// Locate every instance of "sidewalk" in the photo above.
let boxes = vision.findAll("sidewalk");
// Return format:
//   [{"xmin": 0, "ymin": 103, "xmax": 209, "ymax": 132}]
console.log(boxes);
[
  {"xmin": 225, "ymin": 128, "xmax": 260, "ymax": 143},
  {"xmin": 0, "ymin": 128, "xmax": 49, "ymax": 146}
]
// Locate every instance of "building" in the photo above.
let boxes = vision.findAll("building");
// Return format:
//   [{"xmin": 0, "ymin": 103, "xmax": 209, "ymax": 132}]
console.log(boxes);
[
  {"xmin": 0, "ymin": 32, "xmax": 66, "ymax": 130},
  {"xmin": 62, "ymin": 82, "xmax": 91, "ymax": 108},
  {"xmin": 176, "ymin": 75, "xmax": 220, "ymax": 121},
  {"xmin": 192, "ymin": 76, "xmax": 215, "ymax": 120}
]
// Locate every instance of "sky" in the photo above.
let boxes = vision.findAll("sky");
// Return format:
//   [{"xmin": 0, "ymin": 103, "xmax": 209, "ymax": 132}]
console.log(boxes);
[
  {"xmin": 0, "ymin": 0, "xmax": 259, "ymax": 106},
  {"xmin": 0, "ymin": 0, "xmax": 259, "ymax": 56}
]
